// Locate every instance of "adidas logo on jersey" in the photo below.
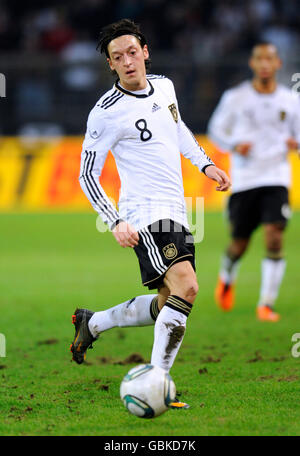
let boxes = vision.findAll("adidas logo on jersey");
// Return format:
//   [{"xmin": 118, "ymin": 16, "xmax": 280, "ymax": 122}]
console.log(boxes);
[{"xmin": 152, "ymin": 103, "xmax": 161, "ymax": 113}]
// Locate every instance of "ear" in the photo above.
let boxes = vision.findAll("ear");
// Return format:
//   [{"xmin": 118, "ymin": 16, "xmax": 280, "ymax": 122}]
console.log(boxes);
[
  {"xmin": 248, "ymin": 56, "xmax": 254, "ymax": 72},
  {"xmin": 107, "ymin": 57, "xmax": 114, "ymax": 71},
  {"xmin": 143, "ymin": 44, "xmax": 149, "ymax": 61},
  {"xmin": 277, "ymin": 57, "xmax": 282, "ymax": 70}
]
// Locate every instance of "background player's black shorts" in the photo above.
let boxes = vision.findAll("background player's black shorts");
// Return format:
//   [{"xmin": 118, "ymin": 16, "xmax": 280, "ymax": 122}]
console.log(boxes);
[
  {"xmin": 228, "ymin": 186, "xmax": 290, "ymax": 239},
  {"xmin": 134, "ymin": 219, "xmax": 195, "ymax": 290}
]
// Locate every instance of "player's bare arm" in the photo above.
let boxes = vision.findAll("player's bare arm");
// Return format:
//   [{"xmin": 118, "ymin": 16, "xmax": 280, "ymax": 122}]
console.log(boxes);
[
  {"xmin": 286, "ymin": 137, "xmax": 299, "ymax": 151},
  {"xmin": 204, "ymin": 165, "xmax": 231, "ymax": 192},
  {"xmin": 234, "ymin": 142, "xmax": 252, "ymax": 156}
]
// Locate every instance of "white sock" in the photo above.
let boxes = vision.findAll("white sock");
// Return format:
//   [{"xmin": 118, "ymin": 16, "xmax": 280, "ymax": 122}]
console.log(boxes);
[
  {"xmin": 220, "ymin": 253, "xmax": 240, "ymax": 285},
  {"xmin": 151, "ymin": 298, "xmax": 191, "ymax": 372},
  {"xmin": 258, "ymin": 258, "xmax": 286, "ymax": 308},
  {"xmin": 88, "ymin": 294, "xmax": 157, "ymax": 337}
]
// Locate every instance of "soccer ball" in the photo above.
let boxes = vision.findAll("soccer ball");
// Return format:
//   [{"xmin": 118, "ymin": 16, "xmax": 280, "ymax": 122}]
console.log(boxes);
[{"xmin": 120, "ymin": 364, "xmax": 176, "ymax": 418}]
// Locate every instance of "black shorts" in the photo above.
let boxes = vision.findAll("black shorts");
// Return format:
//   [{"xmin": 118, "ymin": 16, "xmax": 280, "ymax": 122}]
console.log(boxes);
[
  {"xmin": 228, "ymin": 186, "xmax": 290, "ymax": 239},
  {"xmin": 134, "ymin": 219, "xmax": 195, "ymax": 290}
]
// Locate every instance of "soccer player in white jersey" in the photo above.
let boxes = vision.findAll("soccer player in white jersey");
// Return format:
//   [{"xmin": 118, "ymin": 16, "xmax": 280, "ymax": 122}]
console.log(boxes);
[
  {"xmin": 208, "ymin": 42, "xmax": 300, "ymax": 322},
  {"xmin": 70, "ymin": 19, "xmax": 230, "ymax": 408}
]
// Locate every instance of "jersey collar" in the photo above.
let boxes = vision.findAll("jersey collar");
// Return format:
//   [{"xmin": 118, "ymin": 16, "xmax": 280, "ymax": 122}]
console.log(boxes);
[{"xmin": 115, "ymin": 79, "xmax": 154, "ymax": 98}]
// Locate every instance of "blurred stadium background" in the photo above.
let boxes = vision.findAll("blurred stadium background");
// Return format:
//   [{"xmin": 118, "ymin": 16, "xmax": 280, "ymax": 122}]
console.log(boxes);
[{"xmin": 0, "ymin": 0, "xmax": 300, "ymax": 211}]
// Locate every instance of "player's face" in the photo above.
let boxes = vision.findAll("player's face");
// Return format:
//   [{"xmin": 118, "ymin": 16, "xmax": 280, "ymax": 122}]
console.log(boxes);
[
  {"xmin": 107, "ymin": 35, "xmax": 149, "ymax": 91},
  {"xmin": 249, "ymin": 45, "xmax": 281, "ymax": 81}
]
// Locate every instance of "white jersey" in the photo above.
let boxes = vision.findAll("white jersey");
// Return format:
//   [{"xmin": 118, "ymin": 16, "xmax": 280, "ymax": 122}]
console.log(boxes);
[
  {"xmin": 80, "ymin": 75, "xmax": 214, "ymax": 231},
  {"xmin": 208, "ymin": 81, "xmax": 300, "ymax": 193}
]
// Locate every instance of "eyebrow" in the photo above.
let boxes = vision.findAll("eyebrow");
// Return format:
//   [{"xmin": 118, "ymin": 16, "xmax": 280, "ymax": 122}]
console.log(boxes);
[{"xmin": 111, "ymin": 45, "xmax": 138, "ymax": 56}]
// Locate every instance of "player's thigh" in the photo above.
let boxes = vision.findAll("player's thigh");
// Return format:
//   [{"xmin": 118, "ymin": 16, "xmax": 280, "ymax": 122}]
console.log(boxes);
[
  {"xmin": 261, "ymin": 186, "xmax": 290, "ymax": 226},
  {"xmin": 229, "ymin": 237, "xmax": 251, "ymax": 257},
  {"xmin": 163, "ymin": 260, "xmax": 199, "ymax": 299},
  {"xmin": 261, "ymin": 186, "xmax": 290, "ymax": 250},
  {"xmin": 134, "ymin": 219, "xmax": 195, "ymax": 290},
  {"xmin": 227, "ymin": 189, "xmax": 260, "ymax": 239}
]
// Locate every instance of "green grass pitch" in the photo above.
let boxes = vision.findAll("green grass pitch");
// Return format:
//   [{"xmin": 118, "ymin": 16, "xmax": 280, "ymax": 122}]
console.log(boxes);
[{"xmin": 1, "ymin": 211, "xmax": 300, "ymax": 436}]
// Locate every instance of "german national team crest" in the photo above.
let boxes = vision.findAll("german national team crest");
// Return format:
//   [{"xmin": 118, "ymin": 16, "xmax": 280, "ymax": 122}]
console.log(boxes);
[
  {"xmin": 162, "ymin": 243, "xmax": 178, "ymax": 260},
  {"xmin": 279, "ymin": 110, "xmax": 286, "ymax": 121},
  {"xmin": 168, "ymin": 103, "xmax": 178, "ymax": 123}
]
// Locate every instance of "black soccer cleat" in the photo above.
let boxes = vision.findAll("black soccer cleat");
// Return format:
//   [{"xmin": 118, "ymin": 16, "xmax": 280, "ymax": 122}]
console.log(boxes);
[{"xmin": 70, "ymin": 308, "xmax": 97, "ymax": 364}]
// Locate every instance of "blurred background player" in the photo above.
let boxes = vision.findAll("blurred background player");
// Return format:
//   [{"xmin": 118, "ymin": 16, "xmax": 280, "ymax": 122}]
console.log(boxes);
[
  {"xmin": 208, "ymin": 42, "xmax": 300, "ymax": 321},
  {"xmin": 70, "ymin": 19, "xmax": 230, "ymax": 408}
]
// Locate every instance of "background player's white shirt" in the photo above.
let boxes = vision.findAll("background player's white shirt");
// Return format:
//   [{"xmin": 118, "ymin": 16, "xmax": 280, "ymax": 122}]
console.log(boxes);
[
  {"xmin": 208, "ymin": 81, "xmax": 300, "ymax": 193},
  {"xmin": 80, "ymin": 75, "xmax": 214, "ymax": 231}
]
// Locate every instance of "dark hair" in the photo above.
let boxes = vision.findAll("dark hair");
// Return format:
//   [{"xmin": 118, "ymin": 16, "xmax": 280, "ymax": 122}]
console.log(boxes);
[
  {"xmin": 251, "ymin": 41, "xmax": 279, "ymax": 56},
  {"xmin": 97, "ymin": 18, "xmax": 151, "ymax": 71}
]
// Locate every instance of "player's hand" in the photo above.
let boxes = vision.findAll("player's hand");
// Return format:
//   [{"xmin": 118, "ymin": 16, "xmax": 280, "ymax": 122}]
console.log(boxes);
[
  {"xmin": 234, "ymin": 142, "xmax": 252, "ymax": 156},
  {"xmin": 204, "ymin": 165, "xmax": 231, "ymax": 192},
  {"xmin": 286, "ymin": 137, "xmax": 299, "ymax": 151},
  {"xmin": 112, "ymin": 221, "xmax": 139, "ymax": 248}
]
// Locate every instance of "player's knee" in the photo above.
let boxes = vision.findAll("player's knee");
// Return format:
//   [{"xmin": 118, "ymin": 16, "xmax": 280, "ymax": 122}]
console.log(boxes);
[
  {"xmin": 266, "ymin": 241, "xmax": 282, "ymax": 254},
  {"xmin": 265, "ymin": 230, "xmax": 283, "ymax": 252},
  {"xmin": 177, "ymin": 278, "xmax": 198, "ymax": 303},
  {"xmin": 187, "ymin": 280, "xmax": 199, "ymax": 298},
  {"xmin": 164, "ymin": 261, "xmax": 198, "ymax": 303},
  {"xmin": 229, "ymin": 239, "xmax": 249, "ymax": 258},
  {"xmin": 187, "ymin": 285, "xmax": 198, "ymax": 304}
]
